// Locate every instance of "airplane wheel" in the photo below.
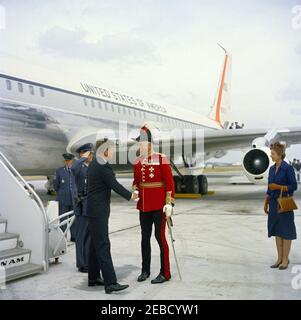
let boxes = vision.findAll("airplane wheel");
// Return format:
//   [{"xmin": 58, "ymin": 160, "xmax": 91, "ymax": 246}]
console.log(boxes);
[
  {"xmin": 183, "ymin": 175, "xmax": 199, "ymax": 194},
  {"xmin": 173, "ymin": 176, "xmax": 183, "ymax": 194},
  {"xmin": 198, "ymin": 175, "xmax": 208, "ymax": 195}
]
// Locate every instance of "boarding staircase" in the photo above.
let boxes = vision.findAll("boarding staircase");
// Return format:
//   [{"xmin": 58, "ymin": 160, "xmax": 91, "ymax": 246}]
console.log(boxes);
[
  {"xmin": 0, "ymin": 152, "xmax": 49, "ymax": 284},
  {"xmin": 0, "ymin": 218, "xmax": 44, "ymax": 281}
]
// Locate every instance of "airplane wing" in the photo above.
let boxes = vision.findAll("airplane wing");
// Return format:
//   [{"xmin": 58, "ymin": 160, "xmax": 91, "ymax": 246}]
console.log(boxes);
[
  {"xmin": 66, "ymin": 125, "xmax": 301, "ymax": 156},
  {"xmin": 203, "ymin": 127, "xmax": 301, "ymax": 152}
]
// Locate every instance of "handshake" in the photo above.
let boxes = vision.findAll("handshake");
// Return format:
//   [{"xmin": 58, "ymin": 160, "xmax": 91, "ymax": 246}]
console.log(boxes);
[{"xmin": 131, "ymin": 190, "xmax": 139, "ymax": 202}]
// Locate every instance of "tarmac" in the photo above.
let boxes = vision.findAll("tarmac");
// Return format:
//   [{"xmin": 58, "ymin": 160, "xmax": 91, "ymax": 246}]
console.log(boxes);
[{"xmin": 1, "ymin": 173, "xmax": 301, "ymax": 300}]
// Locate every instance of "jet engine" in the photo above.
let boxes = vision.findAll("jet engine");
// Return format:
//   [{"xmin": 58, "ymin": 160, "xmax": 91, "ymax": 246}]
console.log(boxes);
[{"xmin": 242, "ymin": 147, "xmax": 272, "ymax": 185}]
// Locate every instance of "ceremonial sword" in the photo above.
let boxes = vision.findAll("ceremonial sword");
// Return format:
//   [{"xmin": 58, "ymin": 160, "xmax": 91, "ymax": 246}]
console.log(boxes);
[{"xmin": 166, "ymin": 212, "xmax": 182, "ymax": 281}]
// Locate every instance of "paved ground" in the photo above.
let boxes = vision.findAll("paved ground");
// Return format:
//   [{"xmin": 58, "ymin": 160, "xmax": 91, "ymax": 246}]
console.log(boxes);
[{"xmin": 1, "ymin": 174, "xmax": 301, "ymax": 300}]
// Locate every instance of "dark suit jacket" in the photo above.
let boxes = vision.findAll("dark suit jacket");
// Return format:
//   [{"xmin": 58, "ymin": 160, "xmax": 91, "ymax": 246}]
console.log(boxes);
[{"xmin": 86, "ymin": 157, "xmax": 132, "ymax": 218}]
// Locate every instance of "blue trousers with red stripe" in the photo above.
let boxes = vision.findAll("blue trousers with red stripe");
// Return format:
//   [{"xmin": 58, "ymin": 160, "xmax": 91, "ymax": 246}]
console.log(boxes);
[{"xmin": 139, "ymin": 209, "xmax": 171, "ymax": 279}]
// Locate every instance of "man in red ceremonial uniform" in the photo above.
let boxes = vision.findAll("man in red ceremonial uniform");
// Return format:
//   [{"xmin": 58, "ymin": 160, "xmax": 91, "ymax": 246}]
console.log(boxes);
[{"xmin": 133, "ymin": 124, "xmax": 175, "ymax": 284}]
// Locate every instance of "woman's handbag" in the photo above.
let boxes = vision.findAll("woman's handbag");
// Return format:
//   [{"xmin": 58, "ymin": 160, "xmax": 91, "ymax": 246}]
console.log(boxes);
[{"xmin": 278, "ymin": 187, "xmax": 298, "ymax": 213}]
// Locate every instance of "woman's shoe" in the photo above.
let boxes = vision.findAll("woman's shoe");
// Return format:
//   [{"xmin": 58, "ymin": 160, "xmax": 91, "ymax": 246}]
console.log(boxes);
[
  {"xmin": 279, "ymin": 260, "xmax": 290, "ymax": 270},
  {"xmin": 270, "ymin": 261, "xmax": 282, "ymax": 268}
]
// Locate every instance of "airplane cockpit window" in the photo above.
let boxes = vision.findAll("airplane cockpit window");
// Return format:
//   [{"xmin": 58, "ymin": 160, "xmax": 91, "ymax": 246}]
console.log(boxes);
[
  {"xmin": 40, "ymin": 87, "xmax": 45, "ymax": 97},
  {"xmin": 18, "ymin": 82, "xmax": 23, "ymax": 93},
  {"xmin": 6, "ymin": 79, "xmax": 12, "ymax": 90},
  {"xmin": 29, "ymin": 85, "xmax": 34, "ymax": 95}
]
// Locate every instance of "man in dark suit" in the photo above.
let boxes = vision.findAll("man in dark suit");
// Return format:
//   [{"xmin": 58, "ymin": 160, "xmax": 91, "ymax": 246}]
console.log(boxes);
[{"xmin": 86, "ymin": 139, "xmax": 138, "ymax": 294}]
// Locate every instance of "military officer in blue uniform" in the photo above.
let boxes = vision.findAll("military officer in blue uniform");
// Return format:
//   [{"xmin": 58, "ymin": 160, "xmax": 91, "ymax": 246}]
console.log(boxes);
[
  {"xmin": 53, "ymin": 153, "xmax": 77, "ymax": 241},
  {"xmin": 72, "ymin": 143, "xmax": 101, "ymax": 275}
]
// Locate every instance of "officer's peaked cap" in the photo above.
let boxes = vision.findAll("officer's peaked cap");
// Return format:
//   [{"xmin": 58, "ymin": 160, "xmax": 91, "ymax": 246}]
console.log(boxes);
[
  {"xmin": 76, "ymin": 143, "xmax": 94, "ymax": 153},
  {"xmin": 62, "ymin": 153, "xmax": 74, "ymax": 160}
]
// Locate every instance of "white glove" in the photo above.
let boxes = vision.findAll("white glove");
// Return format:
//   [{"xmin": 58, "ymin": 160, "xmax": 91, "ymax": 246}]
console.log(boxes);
[
  {"xmin": 131, "ymin": 190, "xmax": 139, "ymax": 202},
  {"xmin": 163, "ymin": 204, "xmax": 173, "ymax": 217},
  {"xmin": 82, "ymin": 151, "xmax": 90, "ymax": 158}
]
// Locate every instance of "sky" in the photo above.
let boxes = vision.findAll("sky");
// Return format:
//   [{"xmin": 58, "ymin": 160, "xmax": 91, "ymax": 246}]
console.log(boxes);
[{"xmin": 0, "ymin": 0, "xmax": 301, "ymax": 162}]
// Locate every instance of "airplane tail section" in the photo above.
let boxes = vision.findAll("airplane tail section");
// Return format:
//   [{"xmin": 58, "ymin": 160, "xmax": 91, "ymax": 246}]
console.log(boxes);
[{"xmin": 209, "ymin": 44, "xmax": 232, "ymax": 129}]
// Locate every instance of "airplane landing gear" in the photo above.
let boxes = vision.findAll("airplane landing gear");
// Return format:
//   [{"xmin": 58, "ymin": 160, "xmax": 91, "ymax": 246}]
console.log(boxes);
[
  {"xmin": 197, "ymin": 175, "xmax": 208, "ymax": 195},
  {"xmin": 171, "ymin": 161, "xmax": 208, "ymax": 195},
  {"xmin": 174, "ymin": 174, "xmax": 208, "ymax": 195}
]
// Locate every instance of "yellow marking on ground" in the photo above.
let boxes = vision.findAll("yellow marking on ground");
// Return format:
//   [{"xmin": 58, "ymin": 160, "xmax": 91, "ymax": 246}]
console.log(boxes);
[
  {"xmin": 175, "ymin": 193, "xmax": 202, "ymax": 199},
  {"xmin": 175, "ymin": 191, "xmax": 215, "ymax": 199}
]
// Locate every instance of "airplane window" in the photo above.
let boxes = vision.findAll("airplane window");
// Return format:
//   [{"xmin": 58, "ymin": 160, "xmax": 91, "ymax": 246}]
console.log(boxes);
[
  {"xmin": 98, "ymin": 101, "xmax": 102, "ymax": 109},
  {"xmin": 29, "ymin": 85, "xmax": 34, "ymax": 95},
  {"xmin": 91, "ymin": 99, "xmax": 95, "ymax": 108},
  {"xmin": 83, "ymin": 98, "xmax": 87, "ymax": 106},
  {"xmin": 40, "ymin": 87, "xmax": 45, "ymax": 97},
  {"xmin": 117, "ymin": 106, "xmax": 120, "ymax": 113},
  {"xmin": 111, "ymin": 105, "xmax": 114, "ymax": 112},
  {"xmin": 18, "ymin": 82, "xmax": 23, "ymax": 93},
  {"xmin": 6, "ymin": 80, "xmax": 12, "ymax": 90}
]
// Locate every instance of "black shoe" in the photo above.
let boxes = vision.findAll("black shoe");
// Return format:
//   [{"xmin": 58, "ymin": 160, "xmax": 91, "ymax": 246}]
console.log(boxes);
[
  {"xmin": 151, "ymin": 274, "xmax": 170, "ymax": 284},
  {"xmin": 105, "ymin": 283, "xmax": 129, "ymax": 294},
  {"xmin": 137, "ymin": 272, "xmax": 150, "ymax": 282},
  {"xmin": 78, "ymin": 267, "xmax": 88, "ymax": 273},
  {"xmin": 88, "ymin": 277, "xmax": 104, "ymax": 287},
  {"xmin": 279, "ymin": 260, "xmax": 290, "ymax": 270},
  {"xmin": 270, "ymin": 261, "xmax": 282, "ymax": 268}
]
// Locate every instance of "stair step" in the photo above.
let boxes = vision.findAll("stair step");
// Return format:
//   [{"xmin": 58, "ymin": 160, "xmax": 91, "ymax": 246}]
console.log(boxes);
[
  {"xmin": 0, "ymin": 248, "xmax": 31, "ymax": 269},
  {"xmin": 4, "ymin": 263, "xmax": 43, "ymax": 283},
  {"xmin": 0, "ymin": 219, "xmax": 7, "ymax": 233},
  {"xmin": 0, "ymin": 233, "xmax": 19, "ymax": 251}
]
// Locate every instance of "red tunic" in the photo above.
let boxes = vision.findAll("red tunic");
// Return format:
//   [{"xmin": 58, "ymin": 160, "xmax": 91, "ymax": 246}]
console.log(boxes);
[{"xmin": 133, "ymin": 153, "xmax": 175, "ymax": 212}]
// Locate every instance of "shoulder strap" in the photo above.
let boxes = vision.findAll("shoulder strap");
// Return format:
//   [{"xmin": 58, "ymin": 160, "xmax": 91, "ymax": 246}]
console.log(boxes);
[{"xmin": 280, "ymin": 186, "xmax": 283, "ymax": 199}]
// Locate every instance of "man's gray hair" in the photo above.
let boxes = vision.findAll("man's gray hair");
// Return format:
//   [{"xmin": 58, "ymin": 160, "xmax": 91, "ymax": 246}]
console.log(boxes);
[{"xmin": 95, "ymin": 138, "xmax": 116, "ymax": 154}]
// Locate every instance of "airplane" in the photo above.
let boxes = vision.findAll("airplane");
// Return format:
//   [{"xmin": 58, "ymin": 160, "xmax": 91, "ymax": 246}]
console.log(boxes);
[{"xmin": 1, "ymin": 46, "xmax": 301, "ymax": 195}]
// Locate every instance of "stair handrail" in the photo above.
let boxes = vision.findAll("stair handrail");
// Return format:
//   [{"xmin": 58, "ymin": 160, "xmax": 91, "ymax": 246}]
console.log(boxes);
[{"xmin": 0, "ymin": 151, "xmax": 49, "ymax": 271}]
